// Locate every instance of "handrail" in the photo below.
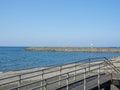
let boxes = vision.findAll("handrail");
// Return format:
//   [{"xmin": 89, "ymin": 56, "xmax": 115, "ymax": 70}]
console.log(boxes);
[
  {"xmin": 103, "ymin": 57, "xmax": 120, "ymax": 73},
  {"xmin": 0, "ymin": 57, "xmax": 119, "ymax": 90},
  {"xmin": 26, "ymin": 65, "xmax": 105, "ymax": 90},
  {"xmin": 0, "ymin": 57, "xmax": 105, "ymax": 82},
  {"xmin": 0, "ymin": 57, "xmax": 104, "ymax": 80},
  {"xmin": 0, "ymin": 61, "xmax": 96, "ymax": 86},
  {"xmin": 9, "ymin": 61, "xmax": 105, "ymax": 90}
]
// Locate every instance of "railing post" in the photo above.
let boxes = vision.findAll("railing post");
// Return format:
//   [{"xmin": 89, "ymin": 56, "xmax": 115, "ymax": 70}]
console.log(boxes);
[
  {"xmin": 98, "ymin": 64, "xmax": 100, "ymax": 90},
  {"xmin": 41, "ymin": 70, "xmax": 44, "ymax": 90},
  {"xmin": 110, "ymin": 73, "xmax": 113, "ymax": 82},
  {"xmin": 84, "ymin": 68, "xmax": 87, "ymax": 90},
  {"xmin": 89, "ymin": 59, "xmax": 91, "ymax": 75},
  {"xmin": 104, "ymin": 60, "xmax": 109, "ymax": 74},
  {"xmin": 66, "ymin": 73, "xmax": 69, "ymax": 90},
  {"xmin": 44, "ymin": 79, "xmax": 47, "ymax": 90},
  {"xmin": 103, "ymin": 61, "xmax": 106, "ymax": 73},
  {"xmin": 18, "ymin": 75, "xmax": 21, "ymax": 90},
  {"xmin": 59, "ymin": 66, "xmax": 62, "ymax": 87},
  {"xmin": 74, "ymin": 63, "xmax": 76, "ymax": 81}
]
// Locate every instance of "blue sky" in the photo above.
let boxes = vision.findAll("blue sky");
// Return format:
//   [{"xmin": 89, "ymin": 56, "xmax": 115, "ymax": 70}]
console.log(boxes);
[{"xmin": 0, "ymin": 0, "xmax": 120, "ymax": 47}]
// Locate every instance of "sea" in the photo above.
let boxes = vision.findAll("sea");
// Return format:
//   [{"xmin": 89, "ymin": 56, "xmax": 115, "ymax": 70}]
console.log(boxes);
[{"xmin": 0, "ymin": 47, "xmax": 120, "ymax": 72}]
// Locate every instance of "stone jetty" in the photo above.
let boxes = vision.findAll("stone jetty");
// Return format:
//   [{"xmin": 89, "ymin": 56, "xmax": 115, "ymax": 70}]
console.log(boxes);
[{"xmin": 25, "ymin": 47, "xmax": 120, "ymax": 53}]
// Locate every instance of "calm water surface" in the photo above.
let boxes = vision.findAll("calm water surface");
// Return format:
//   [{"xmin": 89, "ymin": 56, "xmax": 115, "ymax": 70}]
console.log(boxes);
[{"xmin": 0, "ymin": 47, "xmax": 120, "ymax": 72}]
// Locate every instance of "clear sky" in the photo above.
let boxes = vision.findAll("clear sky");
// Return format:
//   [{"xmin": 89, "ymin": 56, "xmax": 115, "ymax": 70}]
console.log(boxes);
[{"xmin": 0, "ymin": 0, "xmax": 120, "ymax": 47}]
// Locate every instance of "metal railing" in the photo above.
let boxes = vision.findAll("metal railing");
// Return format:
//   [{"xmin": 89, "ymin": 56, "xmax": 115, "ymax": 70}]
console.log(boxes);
[{"xmin": 0, "ymin": 57, "xmax": 119, "ymax": 90}]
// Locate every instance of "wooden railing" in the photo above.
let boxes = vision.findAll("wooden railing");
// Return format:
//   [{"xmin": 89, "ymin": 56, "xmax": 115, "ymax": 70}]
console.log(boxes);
[{"xmin": 0, "ymin": 57, "xmax": 119, "ymax": 90}]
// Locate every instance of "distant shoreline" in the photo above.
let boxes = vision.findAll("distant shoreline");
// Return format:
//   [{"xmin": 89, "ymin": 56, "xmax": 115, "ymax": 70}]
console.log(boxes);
[{"xmin": 25, "ymin": 47, "xmax": 120, "ymax": 53}]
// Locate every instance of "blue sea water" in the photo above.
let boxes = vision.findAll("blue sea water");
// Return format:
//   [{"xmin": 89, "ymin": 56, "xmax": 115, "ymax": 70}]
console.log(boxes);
[{"xmin": 0, "ymin": 47, "xmax": 120, "ymax": 72}]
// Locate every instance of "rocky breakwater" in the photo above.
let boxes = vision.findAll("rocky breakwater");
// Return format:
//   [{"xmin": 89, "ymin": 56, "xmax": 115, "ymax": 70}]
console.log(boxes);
[{"xmin": 25, "ymin": 47, "xmax": 120, "ymax": 53}]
